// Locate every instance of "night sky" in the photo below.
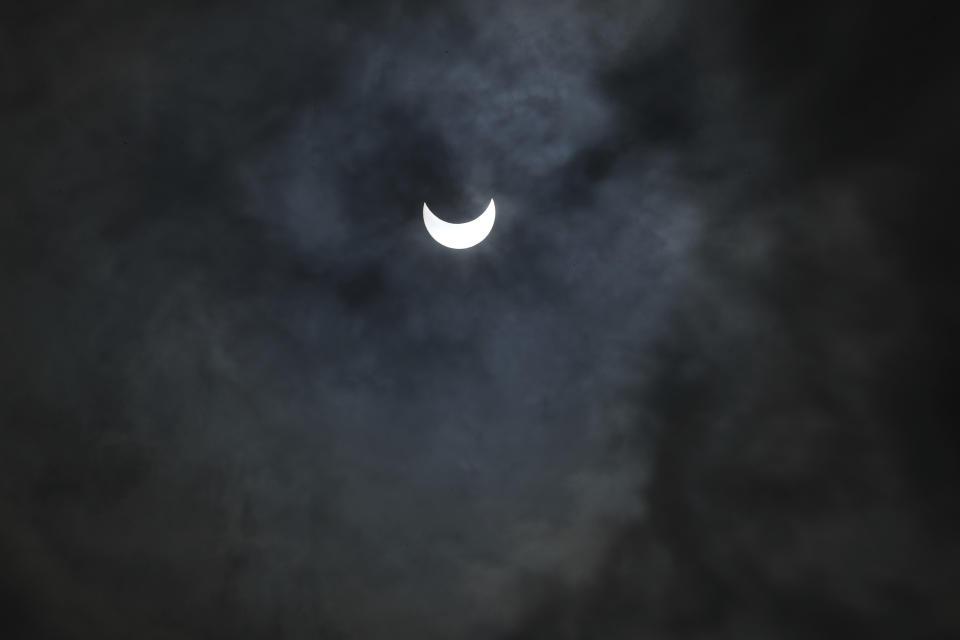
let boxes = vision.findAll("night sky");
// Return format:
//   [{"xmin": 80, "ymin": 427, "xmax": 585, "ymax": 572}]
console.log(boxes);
[{"xmin": 2, "ymin": 1, "xmax": 958, "ymax": 638}]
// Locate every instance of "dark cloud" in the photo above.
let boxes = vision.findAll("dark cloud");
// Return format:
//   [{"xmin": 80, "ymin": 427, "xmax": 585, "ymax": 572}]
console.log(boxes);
[{"xmin": 2, "ymin": 1, "xmax": 958, "ymax": 638}]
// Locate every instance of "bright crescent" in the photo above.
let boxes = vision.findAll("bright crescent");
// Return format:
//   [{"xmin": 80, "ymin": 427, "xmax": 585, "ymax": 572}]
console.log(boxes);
[{"xmin": 423, "ymin": 199, "xmax": 495, "ymax": 249}]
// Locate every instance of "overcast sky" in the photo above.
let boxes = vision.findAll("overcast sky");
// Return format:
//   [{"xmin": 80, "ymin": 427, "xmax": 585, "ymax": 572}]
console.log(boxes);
[{"xmin": 2, "ymin": 1, "xmax": 958, "ymax": 638}]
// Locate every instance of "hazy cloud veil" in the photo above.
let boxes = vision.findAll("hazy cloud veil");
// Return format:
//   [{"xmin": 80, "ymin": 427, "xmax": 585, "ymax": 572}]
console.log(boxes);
[{"xmin": 1, "ymin": 1, "xmax": 957, "ymax": 638}]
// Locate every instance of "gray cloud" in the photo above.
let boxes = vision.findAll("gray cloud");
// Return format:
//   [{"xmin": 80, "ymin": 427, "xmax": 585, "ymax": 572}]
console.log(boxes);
[{"xmin": 2, "ymin": 1, "xmax": 958, "ymax": 638}]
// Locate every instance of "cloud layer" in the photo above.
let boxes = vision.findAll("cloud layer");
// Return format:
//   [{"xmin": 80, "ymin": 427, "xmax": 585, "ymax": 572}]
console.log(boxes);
[{"xmin": 2, "ymin": 1, "xmax": 958, "ymax": 638}]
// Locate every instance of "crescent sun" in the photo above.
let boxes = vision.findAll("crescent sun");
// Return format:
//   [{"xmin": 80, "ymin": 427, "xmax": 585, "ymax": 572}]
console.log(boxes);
[{"xmin": 422, "ymin": 199, "xmax": 496, "ymax": 250}]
